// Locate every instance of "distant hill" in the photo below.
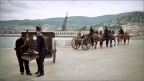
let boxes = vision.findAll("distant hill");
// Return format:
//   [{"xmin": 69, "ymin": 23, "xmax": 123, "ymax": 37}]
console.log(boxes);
[
  {"xmin": 94, "ymin": 11, "xmax": 144, "ymax": 27},
  {"xmin": 0, "ymin": 11, "xmax": 143, "ymax": 31}
]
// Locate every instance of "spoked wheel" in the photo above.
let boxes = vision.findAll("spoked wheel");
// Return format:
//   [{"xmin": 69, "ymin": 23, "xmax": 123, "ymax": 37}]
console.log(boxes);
[
  {"xmin": 71, "ymin": 37, "xmax": 81, "ymax": 49},
  {"xmin": 82, "ymin": 37, "xmax": 91, "ymax": 50}
]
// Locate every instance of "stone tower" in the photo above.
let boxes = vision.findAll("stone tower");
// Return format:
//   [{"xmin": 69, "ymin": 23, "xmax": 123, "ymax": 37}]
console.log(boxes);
[{"xmin": 62, "ymin": 12, "xmax": 68, "ymax": 31}]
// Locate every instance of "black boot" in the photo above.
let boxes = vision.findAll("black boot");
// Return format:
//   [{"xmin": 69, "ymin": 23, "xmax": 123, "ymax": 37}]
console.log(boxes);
[
  {"xmin": 27, "ymin": 73, "xmax": 32, "ymax": 75},
  {"xmin": 37, "ymin": 74, "xmax": 44, "ymax": 77},
  {"xmin": 35, "ymin": 71, "xmax": 39, "ymax": 74}
]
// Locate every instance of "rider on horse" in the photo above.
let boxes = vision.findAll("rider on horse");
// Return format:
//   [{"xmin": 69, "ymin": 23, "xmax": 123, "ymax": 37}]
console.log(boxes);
[
  {"xmin": 89, "ymin": 26, "xmax": 94, "ymax": 46},
  {"xmin": 119, "ymin": 27, "xmax": 124, "ymax": 35},
  {"xmin": 89, "ymin": 26, "xmax": 94, "ymax": 36},
  {"xmin": 103, "ymin": 26, "xmax": 109, "ymax": 39},
  {"xmin": 119, "ymin": 27, "xmax": 124, "ymax": 38}
]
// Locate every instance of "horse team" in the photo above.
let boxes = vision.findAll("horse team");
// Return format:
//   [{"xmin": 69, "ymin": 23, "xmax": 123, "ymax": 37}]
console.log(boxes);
[{"xmin": 86, "ymin": 27, "xmax": 131, "ymax": 49}]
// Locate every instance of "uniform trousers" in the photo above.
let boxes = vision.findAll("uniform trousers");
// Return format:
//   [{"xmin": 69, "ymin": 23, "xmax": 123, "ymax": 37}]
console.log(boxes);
[
  {"xmin": 36, "ymin": 48, "xmax": 46, "ymax": 74},
  {"xmin": 16, "ymin": 52, "xmax": 30, "ymax": 74}
]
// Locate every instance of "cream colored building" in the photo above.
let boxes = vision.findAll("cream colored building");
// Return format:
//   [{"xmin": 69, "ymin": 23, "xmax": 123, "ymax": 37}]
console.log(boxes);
[{"xmin": 122, "ymin": 25, "xmax": 142, "ymax": 34}]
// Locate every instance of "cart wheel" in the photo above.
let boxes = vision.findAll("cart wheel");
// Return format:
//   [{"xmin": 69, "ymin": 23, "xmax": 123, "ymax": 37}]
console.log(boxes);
[
  {"xmin": 71, "ymin": 37, "xmax": 80, "ymax": 49},
  {"xmin": 82, "ymin": 37, "xmax": 91, "ymax": 50}
]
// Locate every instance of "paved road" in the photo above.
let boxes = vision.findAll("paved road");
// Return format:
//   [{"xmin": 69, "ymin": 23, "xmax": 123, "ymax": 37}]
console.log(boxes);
[{"xmin": 0, "ymin": 40, "xmax": 144, "ymax": 81}]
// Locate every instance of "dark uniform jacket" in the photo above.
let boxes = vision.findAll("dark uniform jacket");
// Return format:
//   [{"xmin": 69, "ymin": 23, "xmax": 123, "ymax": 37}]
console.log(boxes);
[
  {"xmin": 89, "ymin": 28, "xmax": 94, "ymax": 35},
  {"xmin": 119, "ymin": 29, "xmax": 124, "ymax": 35},
  {"xmin": 37, "ymin": 33, "xmax": 46, "ymax": 52},
  {"xmin": 16, "ymin": 38, "xmax": 29, "ymax": 54},
  {"xmin": 104, "ymin": 28, "xmax": 109, "ymax": 34},
  {"xmin": 104, "ymin": 28, "xmax": 109, "ymax": 38}
]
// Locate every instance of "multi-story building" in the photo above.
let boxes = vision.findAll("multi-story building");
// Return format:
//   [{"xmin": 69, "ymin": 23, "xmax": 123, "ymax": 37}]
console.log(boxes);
[{"xmin": 122, "ymin": 25, "xmax": 142, "ymax": 34}]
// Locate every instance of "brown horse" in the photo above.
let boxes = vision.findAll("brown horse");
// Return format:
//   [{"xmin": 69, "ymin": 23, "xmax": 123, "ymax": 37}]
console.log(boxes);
[
  {"xmin": 116, "ymin": 34, "xmax": 123, "ymax": 45},
  {"xmin": 108, "ymin": 30, "xmax": 116, "ymax": 47},
  {"xmin": 116, "ymin": 32, "xmax": 130, "ymax": 45},
  {"xmin": 123, "ymin": 32, "xmax": 130, "ymax": 45},
  {"xmin": 99, "ymin": 30, "xmax": 116, "ymax": 48},
  {"xmin": 91, "ymin": 30, "xmax": 116, "ymax": 48},
  {"xmin": 91, "ymin": 31, "xmax": 103, "ymax": 48}
]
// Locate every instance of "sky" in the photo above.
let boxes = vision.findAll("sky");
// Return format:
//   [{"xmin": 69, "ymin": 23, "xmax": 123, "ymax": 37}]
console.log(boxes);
[{"xmin": 0, "ymin": 0, "xmax": 143, "ymax": 21}]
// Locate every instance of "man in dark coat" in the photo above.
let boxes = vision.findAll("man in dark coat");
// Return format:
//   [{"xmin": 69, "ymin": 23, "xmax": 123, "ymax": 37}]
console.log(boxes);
[
  {"xmin": 89, "ymin": 26, "xmax": 94, "ymax": 36},
  {"xmin": 104, "ymin": 26, "xmax": 109, "ymax": 38},
  {"xmin": 89, "ymin": 26, "xmax": 94, "ymax": 46},
  {"xmin": 119, "ymin": 27, "xmax": 124, "ymax": 35},
  {"xmin": 35, "ymin": 26, "xmax": 47, "ymax": 77},
  {"xmin": 103, "ymin": 26, "xmax": 109, "ymax": 47},
  {"xmin": 15, "ymin": 32, "xmax": 32, "ymax": 75}
]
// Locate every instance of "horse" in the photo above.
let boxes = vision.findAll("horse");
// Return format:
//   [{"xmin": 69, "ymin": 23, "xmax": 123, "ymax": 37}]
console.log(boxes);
[
  {"xmin": 116, "ymin": 32, "xmax": 130, "ymax": 45},
  {"xmin": 98, "ymin": 30, "xmax": 116, "ymax": 48},
  {"xmin": 91, "ymin": 30, "xmax": 103, "ymax": 49},
  {"xmin": 91, "ymin": 30, "xmax": 115, "ymax": 48},
  {"xmin": 123, "ymin": 32, "xmax": 130, "ymax": 45},
  {"xmin": 87, "ymin": 30, "xmax": 116, "ymax": 48},
  {"xmin": 116, "ymin": 34, "xmax": 123, "ymax": 45},
  {"xmin": 108, "ymin": 30, "xmax": 116, "ymax": 47}
]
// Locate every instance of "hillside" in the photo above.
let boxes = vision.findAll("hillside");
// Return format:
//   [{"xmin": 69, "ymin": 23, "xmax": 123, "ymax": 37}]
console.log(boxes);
[
  {"xmin": 0, "ymin": 11, "xmax": 143, "ymax": 31},
  {"xmin": 94, "ymin": 11, "xmax": 144, "ymax": 27}
]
